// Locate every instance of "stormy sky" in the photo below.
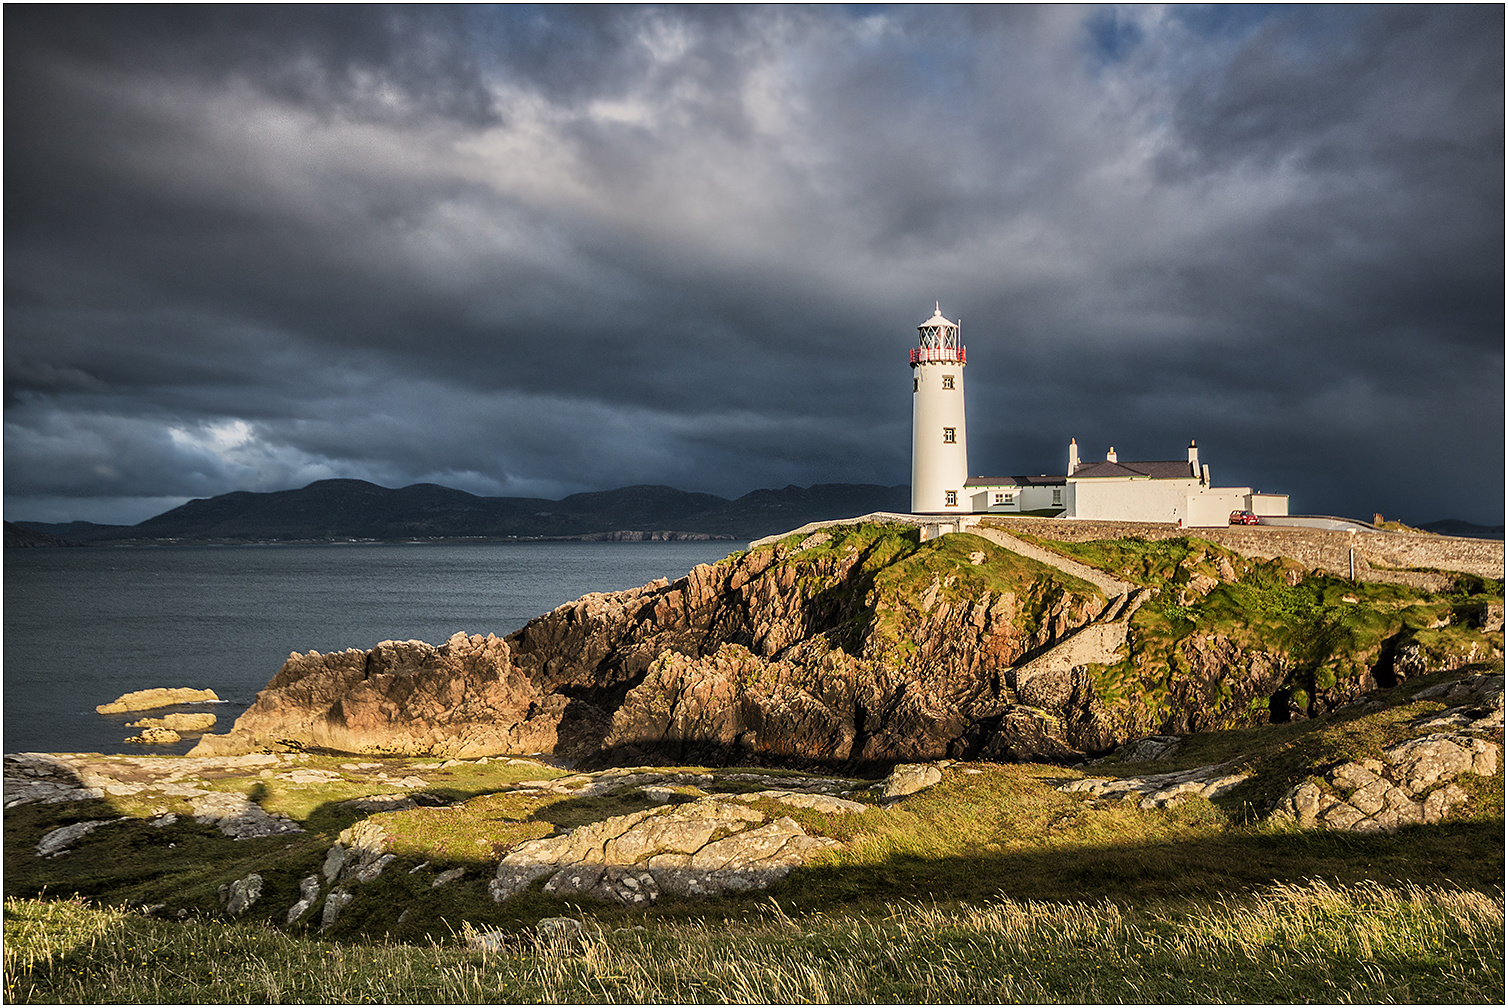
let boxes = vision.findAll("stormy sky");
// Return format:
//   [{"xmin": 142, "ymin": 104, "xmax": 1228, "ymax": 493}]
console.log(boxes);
[{"xmin": 5, "ymin": 5, "xmax": 1503, "ymax": 527}]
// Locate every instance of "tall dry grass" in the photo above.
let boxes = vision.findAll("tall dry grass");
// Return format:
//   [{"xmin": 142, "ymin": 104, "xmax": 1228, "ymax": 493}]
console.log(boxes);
[{"xmin": 7, "ymin": 880, "xmax": 1501, "ymax": 1003}]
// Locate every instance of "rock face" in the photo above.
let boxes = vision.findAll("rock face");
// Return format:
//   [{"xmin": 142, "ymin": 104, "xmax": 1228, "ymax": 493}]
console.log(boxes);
[
  {"xmin": 189, "ymin": 522, "xmax": 1504, "ymax": 768},
  {"xmin": 195, "ymin": 527, "xmax": 1115, "ymax": 764}
]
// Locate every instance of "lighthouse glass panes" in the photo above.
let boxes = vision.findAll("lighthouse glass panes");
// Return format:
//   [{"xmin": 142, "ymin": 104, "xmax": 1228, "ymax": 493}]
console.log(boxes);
[{"xmin": 910, "ymin": 304, "xmax": 969, "ymax": 514}]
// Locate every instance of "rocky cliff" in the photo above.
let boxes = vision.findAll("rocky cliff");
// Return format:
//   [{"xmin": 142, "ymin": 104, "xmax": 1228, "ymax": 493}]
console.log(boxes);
[{"xmin": 192, "ymin": 522, "xmax": 1504, "ymax": 767}]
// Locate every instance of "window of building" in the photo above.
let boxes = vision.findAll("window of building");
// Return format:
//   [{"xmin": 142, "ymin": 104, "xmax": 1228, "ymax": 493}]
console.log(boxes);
[
  {"xmin": 945, "ymin": 490, "xmax": 958, "ymax": 507},
  {"xmin": 942, "ymin": 375, "xmax": 955, "ymax": 389},
  {"xmin": 1052, "ymin": 488, "xmax": 1062, "ymax": 506},
  {"xmin": 943, "ymin": 427, "xmax": 956, "ymax": 443},
  {"xmin": 913, "ymin": 377, "xmax": 918, "ymax": 392},
  {"xmin": 993, "ymin": 493, "xmax": 1004, "ymax": 504}
]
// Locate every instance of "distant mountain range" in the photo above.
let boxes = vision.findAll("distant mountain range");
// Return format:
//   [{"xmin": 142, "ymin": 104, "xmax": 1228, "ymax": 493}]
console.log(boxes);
[
  {"xmin": 8, "ymin": 480, "xmax": 1500, "ymax": 546},
  {"xmin": 10, "ymin": 480, "xmax": 912, "ymax": 545}
]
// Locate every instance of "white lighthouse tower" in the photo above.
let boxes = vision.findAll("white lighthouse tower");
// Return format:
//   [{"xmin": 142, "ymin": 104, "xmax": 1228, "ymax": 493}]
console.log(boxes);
[{"xmin": 910, "ymin": 303, "xmax": 968, "ymax": 514}]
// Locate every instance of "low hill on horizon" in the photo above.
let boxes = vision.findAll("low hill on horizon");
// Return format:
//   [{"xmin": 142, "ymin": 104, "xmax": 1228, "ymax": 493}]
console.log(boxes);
[{"xmin": 12, "ymin": 479, "xmax": 912, "ymax": 544}]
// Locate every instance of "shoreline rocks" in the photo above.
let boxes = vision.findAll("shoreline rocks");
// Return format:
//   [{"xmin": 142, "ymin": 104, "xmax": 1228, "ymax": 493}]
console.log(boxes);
[{"xmin": 96, "ymin": 688, "xmax": 219, "ymax": 715}]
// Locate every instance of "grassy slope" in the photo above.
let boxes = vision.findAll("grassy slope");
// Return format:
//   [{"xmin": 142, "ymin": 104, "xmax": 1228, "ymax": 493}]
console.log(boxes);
[{"xmin": 5, "ymin": 529, "xmax": 1503, "ymax": 1002}]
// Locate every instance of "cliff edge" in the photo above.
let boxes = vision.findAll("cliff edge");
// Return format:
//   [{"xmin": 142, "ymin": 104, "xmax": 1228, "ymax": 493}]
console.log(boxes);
[{"xmin": 192, "ymin": 522, "xmax": 1504, "ymax": 766}]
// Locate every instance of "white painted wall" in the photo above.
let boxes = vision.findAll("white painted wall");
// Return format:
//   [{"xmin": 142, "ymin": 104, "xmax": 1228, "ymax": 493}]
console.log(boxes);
[
  {"xmin": 1248, "ymin": 493, "xmax": 1290, "ymax": 516},
  {"xmin": 1186, "ymin": 487, "xmax": 1250, "ymax": 527},
  {"xmin": 1068, "ymin": 478, "xmax": 1196, "ymax": 524},
  {"xmin": 911, "ymin": 361, "xmax": 968, "ymax": 513}
]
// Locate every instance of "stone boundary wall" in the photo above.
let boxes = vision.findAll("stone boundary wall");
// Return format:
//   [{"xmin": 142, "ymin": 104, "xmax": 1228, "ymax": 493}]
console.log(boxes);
[
  {"xmin": 750, "ymin": 513, "xmax": 1502, "ymax": 589},
  {"xmin": 978, "ymin": 516, "xmax": 1503, "ymax": 589}
]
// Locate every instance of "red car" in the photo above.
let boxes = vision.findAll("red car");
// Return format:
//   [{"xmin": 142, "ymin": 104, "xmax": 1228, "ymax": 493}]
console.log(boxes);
[{"xmin": 1229, "ymin": 510, "xmax": 1260, "ymax": 526}]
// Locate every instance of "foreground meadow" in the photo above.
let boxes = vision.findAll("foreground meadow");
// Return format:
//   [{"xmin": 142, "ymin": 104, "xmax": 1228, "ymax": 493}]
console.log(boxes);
[{"xmin": 7, "ymin": 879, "xmax": 1502, "ymax": 1003}]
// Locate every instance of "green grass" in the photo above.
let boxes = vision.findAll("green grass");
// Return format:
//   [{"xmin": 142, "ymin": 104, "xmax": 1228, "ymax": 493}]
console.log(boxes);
[{"xmin": 6, "ymin": 880, "xmax": 1501, "ymax": 1003}]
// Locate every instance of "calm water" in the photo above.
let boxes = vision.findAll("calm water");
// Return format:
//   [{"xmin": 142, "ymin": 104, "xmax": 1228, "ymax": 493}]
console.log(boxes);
[{"xmin": 4, "ymin": 541, "xmax": 735, "ymax": 755}]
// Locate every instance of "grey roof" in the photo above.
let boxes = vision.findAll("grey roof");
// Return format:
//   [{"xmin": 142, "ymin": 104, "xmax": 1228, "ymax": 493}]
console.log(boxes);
[
  {"xmin": 1070, "ymin": 460, "xmax": 1197, "ymax": 480},
  {"xmin": 964, "ymin": 475, "xmax": 1066, "ymax": 487}
]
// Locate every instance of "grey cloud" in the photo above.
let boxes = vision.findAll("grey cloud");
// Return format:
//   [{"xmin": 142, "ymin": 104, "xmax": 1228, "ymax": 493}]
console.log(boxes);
[{"xmin": 4, "ymin": 6, "xmax": 1502, "ymax": 527}]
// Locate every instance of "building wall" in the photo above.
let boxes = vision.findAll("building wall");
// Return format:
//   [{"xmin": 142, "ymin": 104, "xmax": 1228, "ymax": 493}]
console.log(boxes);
[
  {"xmin": 969, "ymin": 484, "xmax": 1061, "ymax": 513},
  {"xmin": 1186, "ymin": 487, "xmax": 1250, "ymax": 528},
  {"xmin": 910, "ymin": 362, "xmax": 968, "ymax": 513},
  {"xmin": 1068, "ymin": 477, "xmax": 1197, "ymax": 524},
  {"xmin": 1248, "ymin": 493, "xmax": 1290, "ymax": 516}
]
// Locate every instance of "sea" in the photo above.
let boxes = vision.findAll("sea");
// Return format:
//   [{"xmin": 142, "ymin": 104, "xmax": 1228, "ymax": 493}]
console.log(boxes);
[{"xmin": 3, "ymin": 540, "xmax": 737, "ymax": 756}]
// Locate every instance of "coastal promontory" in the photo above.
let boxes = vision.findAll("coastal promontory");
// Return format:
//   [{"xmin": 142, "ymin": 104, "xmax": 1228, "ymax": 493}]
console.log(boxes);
[{"xmin": 191, "ymin": 518, "xmax": 1504, "ymax": 768}]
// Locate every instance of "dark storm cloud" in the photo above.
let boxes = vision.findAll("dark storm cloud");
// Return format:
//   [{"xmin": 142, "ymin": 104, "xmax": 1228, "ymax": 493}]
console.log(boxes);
[{"xmin": 4, "ymin": 5, "xmax": 1502, "ymax": 526}]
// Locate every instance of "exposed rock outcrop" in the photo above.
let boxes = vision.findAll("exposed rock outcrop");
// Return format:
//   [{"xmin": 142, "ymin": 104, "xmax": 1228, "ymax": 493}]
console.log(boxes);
[
  {"xmin": 96, "ymin": 688, "xmax": 219, "ymax": 714},
  {"xmin": 488, "ymin": 797, "xmax": 839, "ymax": 905},
  {"xmin": 1273, "ymin": 683, "xmax": 1502, "ymax": 834},
  {"xmin": 127, "ymin": 713, "xmax": 216, "ymax": 732},
  {"xmin": 187, "ymin": 522, "xmax": 1503, "ymax": 768}
]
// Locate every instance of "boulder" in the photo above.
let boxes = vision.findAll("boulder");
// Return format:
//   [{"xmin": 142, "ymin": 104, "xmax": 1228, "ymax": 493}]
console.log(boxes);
[
  {"xmin": 320, "ymin": 889, "xmax": 353, "ymax": 931},
  {"xmin": 532, "ymin": 917, "xmax": 588, "ymax": 952},
  {"xmin": 36, "ymin": 819, "xmax": 123, "ymax": 858},
  {"xmin": 125, "ymin": 727, "xmax": 181, "ymax": 745},
  {"xmin": 220, "ymin": 874, "xmax": 263, "ymax": 916},
  {"xmin": 286, "ymin": 874, "xmax": 323, "ymax": 924},
  {"xmin": 468, "ymin": 930, "xmax": 510, "ymax": 953},
  {"xmin": 878, "ymin": 763, "xmax": 944, "ymax": 799},
  {"xmin": 96, "ymin": 688, "xmax": 219, "ymax": 714}
]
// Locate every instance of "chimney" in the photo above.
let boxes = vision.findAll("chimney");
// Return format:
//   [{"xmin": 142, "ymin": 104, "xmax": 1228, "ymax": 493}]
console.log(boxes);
[
  {"xmin": 1201, "ymin": 463, "xmax": 1211, "ymax": 486},
  {"xmin": 1188, "ymin": 439, "xmax": 1199, "ymax": 475},
  {"xmin": 1068, "ymin": 439, "xmax": 1080, "ymax": 475},
  {"xmin": 1106, "ymin": 446, "xmax": 1118, "ymax": 463}
]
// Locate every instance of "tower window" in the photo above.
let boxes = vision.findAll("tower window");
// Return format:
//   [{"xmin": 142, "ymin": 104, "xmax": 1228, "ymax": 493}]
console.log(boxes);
[
  {"xmin": 913, "ymin": 377, "xmax": 919, "ymax": 392},
  {"xmin": 943, "ymin": 427, "xmax": 956, "ymax": 443},
  {"xmin": 942, "ymin": 375, "xmax": 955, "ymax": 389},
  {"xmin": 945, "ymin": 490, "xmax": 958, "ymax": 507}
]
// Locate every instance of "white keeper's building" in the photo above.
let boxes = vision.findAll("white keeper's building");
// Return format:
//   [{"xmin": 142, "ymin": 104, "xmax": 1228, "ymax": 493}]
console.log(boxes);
[{"xmin": 909, "ymin": 305, "xmax": 1289, "ymax": 527}]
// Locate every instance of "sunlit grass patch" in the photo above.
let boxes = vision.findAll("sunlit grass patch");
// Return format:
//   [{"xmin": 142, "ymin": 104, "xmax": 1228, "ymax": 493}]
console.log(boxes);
[{"xmin": 8, "ymin": 880, "xmax": 1501, "ymax": 1004}]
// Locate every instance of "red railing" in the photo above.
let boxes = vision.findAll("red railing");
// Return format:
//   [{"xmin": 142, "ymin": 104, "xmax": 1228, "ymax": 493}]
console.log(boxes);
[{"xmin": 910, "ymin": 346, "xmax": 966, "ymax": 364}]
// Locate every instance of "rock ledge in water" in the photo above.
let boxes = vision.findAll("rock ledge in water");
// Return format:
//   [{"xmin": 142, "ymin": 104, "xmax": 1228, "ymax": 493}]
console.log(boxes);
[{"xmin": 97, "ymin": 688, "xmax": 219, "ymax": 714}]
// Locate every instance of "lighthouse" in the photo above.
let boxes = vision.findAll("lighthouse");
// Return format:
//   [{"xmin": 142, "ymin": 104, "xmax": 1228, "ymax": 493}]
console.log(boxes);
[{"xmin": 910, "ymin": 303, "xmax": 968, "ymax": 514}]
